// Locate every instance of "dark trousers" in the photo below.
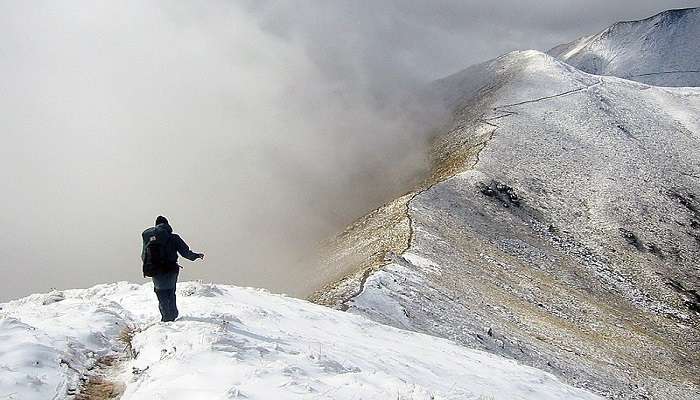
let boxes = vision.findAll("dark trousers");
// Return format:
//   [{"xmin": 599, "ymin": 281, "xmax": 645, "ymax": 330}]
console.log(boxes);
[{"xmin": 154, "ymin": 288, "xmax": 179, "ymax": 322}]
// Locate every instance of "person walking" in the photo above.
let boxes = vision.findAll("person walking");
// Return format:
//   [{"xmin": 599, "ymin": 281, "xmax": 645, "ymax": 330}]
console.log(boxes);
[{"xmin": 141, "ymin": 215, "xmax": 204, "ymax": 322}]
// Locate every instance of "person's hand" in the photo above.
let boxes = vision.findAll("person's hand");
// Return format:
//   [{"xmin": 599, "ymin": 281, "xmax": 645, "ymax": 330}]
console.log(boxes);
[{"xmin": 199, "ymin": 253, "xmax": 205, "ymax": 261}]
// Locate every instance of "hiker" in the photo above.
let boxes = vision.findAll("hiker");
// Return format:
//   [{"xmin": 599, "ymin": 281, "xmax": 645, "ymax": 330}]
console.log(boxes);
[{"xmin": 141, "ymin": 216, "xmax": 204, "ymax": 322}]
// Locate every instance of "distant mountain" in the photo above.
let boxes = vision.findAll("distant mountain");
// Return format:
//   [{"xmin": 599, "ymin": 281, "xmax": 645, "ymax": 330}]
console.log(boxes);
[
  {"xmin": 549, "ymin": 7, "xmax": 700, "ymax": 87},
  {"xmin": 0, "ymin": 282, "xmax": 601, "ymax": 400},
  {"xmin": 312, "ymin": 10, "xmax": 700, "ymax": 400}
]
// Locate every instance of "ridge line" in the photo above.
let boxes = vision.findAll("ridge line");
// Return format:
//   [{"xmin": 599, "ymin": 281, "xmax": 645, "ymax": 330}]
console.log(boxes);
[
  {"xmin": 337, "ymin": 78, "xmax": 604, "ymax": 311},
  {"xmin": 631, "ymin": 70, "xmax": 700, "ymax": 78}
]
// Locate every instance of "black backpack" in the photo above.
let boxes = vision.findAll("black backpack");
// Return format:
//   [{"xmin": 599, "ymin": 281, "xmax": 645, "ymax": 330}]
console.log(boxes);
[{"xmin": 142, "ymin": 225, "xmax": 172, "ymax": 277}]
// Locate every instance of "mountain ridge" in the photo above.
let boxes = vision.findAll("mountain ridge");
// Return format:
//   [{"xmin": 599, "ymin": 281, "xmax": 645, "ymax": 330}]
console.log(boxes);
[
  {"xmin": 312, "ymin": 11, "xmax": 700, "ymax": 399},
  {"xmin": 548, "ymin": 7, "xmax": 700, "ymax": 86}
]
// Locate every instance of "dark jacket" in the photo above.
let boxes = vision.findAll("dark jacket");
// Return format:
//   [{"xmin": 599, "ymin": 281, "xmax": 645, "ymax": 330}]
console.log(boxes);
[{"xmin": 141, "ymin": 223, "xmax": 202, "ymax": 267}]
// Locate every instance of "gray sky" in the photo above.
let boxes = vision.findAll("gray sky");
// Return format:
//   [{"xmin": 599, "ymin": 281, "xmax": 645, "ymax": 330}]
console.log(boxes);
[{"xmin": 1, "ymin": 0, "xmax": 697, "ymax": 301}]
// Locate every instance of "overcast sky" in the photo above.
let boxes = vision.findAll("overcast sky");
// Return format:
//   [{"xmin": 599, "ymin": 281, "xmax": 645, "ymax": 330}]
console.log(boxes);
[{"xmin": 1, "ymin": 1, "xmax": 696, "ymax": 301}]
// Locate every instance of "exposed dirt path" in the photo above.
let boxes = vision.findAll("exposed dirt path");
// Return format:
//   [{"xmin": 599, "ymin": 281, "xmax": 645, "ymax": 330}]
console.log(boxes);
[{"xmin": 74, "ymin": 327, "xmax": 136, "ymax": 400}]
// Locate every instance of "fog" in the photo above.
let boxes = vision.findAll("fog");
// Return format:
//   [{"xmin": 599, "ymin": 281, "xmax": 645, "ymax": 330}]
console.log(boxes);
[{"xmin": 1, "ymin": 1, "xmax": 696, "ymax": 301}]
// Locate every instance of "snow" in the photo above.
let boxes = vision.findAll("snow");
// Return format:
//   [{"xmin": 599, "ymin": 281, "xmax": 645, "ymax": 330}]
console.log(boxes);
[
  {"xmin": 548, "ymin": 8, "xmax": 700, "ymax": 87},
  {"xmin": 0, "ymin": 285, "xmax": 137, "ymax": 400},
  {"xmin": 0, "ymin": 281, "xmax": 602, "ymax": 400}
]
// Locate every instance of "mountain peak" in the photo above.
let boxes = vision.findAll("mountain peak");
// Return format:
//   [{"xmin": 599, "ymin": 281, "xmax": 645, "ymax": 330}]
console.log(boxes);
[
  {"xmin": 548, "ymin": 7, "xmax": 700, "ymax": 86},
  {"xmin": 613, "ymin": 6, "xmax": 699, "ymax": 26}
]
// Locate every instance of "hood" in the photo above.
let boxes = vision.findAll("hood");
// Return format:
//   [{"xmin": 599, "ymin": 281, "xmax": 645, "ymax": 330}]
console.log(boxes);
[{"xmin": 156, "ymin": 223, "xmax": 173, "ymax": 234}]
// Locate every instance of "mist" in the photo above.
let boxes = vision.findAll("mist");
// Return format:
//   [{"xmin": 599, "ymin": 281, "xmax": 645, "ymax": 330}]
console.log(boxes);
[{"xmin": 1, "ymin": 0, "xmax": 696, "ymax": 301}]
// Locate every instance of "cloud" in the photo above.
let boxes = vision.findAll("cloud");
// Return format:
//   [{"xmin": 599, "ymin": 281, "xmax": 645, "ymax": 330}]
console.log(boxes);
[
  {"xmin": 0, "ymin": 0, "xmax": 694, "ymax": 300},
  {"xmin": 242, "ymin": 0, "xmax": 700, "ymax": 81},
  {"xmin": 0, "ymin": 0, "xmax": 440, "ymax": 300}
]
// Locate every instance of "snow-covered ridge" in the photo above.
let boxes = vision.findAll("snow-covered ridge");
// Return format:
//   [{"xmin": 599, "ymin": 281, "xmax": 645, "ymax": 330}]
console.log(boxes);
[
  {"xmin": 548, "ymin": 7, "xmax": 700, "ymax": 86},
  {"xmin": 0, "ymin": 281, "xmax": 602, "ymax": 400},
  {"xmin": 316, "ymin": 45, "xmax": 700, "ymax": 400},
  {"xmin": 433, "ymin": 50, "xmax": 595, "ymax": 110}
]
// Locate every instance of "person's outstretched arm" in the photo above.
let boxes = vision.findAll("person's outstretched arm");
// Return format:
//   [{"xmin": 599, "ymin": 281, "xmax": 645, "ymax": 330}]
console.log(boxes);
[{"xmin": 174, "ymin": 235, "xmax": 204, "ymax": 261}]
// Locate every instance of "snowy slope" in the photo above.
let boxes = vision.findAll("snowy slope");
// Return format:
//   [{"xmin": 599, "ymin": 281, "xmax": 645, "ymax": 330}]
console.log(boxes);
[
  {"xmin": 0, "ymin": 281, "xmax": 602, "ymax": 400},
  {"xmin": 548, "ymin": 7, "xmax": 700, "ymax": 86},
  {"xmin": 313, "ymin": 50, "xmax": 700, "ymax": 399}
]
